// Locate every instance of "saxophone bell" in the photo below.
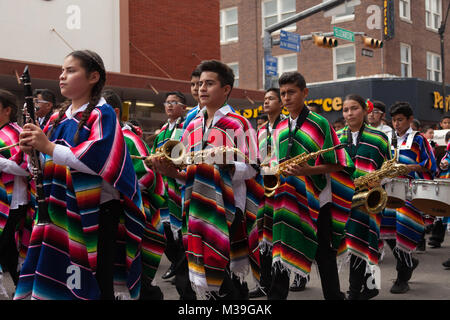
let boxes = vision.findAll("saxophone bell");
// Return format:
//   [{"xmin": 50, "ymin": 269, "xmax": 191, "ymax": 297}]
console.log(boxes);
[{"xmin": 352, "ymin": 186, "xmax": 388, "ymax": 214}]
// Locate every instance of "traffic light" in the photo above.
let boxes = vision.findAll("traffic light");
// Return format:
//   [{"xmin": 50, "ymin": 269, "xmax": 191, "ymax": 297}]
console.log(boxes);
[
  {"xmin": 362, "ymin": 36, "xmax": 383, "ymax": 49},
  {"xmin": 313, "ymin": 35, "xmax": 338, "ymax": 48}
]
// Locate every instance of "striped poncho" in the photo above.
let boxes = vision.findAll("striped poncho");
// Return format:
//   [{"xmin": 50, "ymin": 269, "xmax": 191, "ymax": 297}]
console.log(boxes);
[
  {"xmin": 270, "ymin": 110, "xmax": 354, "ymax": 278},
  {"xmin": 14, "ymin": 103, "xmax": 146, "ymax": 300},
  {"xmin": 123, "ymin": 126, "xmax": 166, "ymax": 283},
  {"xmin": 256, "ymin": 114, "xmax": 285, "ymax": 254},
  {"xmin": 181, "ymin": 106, "xmax": 264, "ymax": 296},
  {"xmin": 337, "ymin": 124, "xmax": 391, "ymax": 267},
  {"xmin": 0, "ymin": 123, "xmax": 34, "ymax": 262},
  {"xmin": 438, "ymin": 142, "xmax": 450, "ymax": 179},
  {"xmin": 152, "ymin": 118, "xmax": 184, "ymax": 234},
  {"xmin": 380, "ymin": 130, "xmax": 437, "ymax": 256}
]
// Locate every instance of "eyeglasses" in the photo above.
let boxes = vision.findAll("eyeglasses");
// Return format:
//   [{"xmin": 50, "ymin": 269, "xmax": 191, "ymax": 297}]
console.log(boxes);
[
  {"xmin": 164, "ymin": 101, "xmax": 184, "ymax": 107},
  {"xmin": 33, "ymin": 99, "xmax": 49, "ymax": 104},
  {"xmin": 371, "ymin": 110, "xmax": 384, "ymax": 114}
]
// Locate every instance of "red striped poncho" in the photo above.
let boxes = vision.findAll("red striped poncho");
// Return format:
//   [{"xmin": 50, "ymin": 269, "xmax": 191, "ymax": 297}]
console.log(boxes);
[{"xmin": 181, "ymin": 106, "xmax": 264, "ymax": 296}]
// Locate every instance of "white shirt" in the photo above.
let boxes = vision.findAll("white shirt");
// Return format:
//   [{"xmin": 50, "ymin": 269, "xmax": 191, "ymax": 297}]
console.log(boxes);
[
  {"xmin": 51, "ymin": 98, "xmax": 120, "ymax": 203},
  {"xmin": 396, "ymin": 127, "xmax": 413, "ymax": 147},
  {"xmin": 373, "ymin": 124, "xmax": 393, "ymax": 142},
  {"xmin": 201, "ymin": 105, "xmax": 257, "ymax": 212},
  {"xmin": 0, "ymin": 157, "xmax": 29, "ymax": 209}
]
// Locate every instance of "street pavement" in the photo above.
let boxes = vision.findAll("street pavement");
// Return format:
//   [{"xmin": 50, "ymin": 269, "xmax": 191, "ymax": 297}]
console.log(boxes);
[{"xmin": 1, "ymin": 231, "xmax": 449, "ymax": 300}]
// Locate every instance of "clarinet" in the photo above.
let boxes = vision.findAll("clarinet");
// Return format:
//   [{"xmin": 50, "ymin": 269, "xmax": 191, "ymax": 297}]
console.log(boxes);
[{"xmin": 20, "ymin": 66, "xmax": 51, "ymax": 225}]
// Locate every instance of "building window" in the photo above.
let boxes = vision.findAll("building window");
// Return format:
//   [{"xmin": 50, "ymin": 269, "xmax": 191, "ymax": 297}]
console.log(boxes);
[
  {"xmin": 322, "ymin": 0, "xmax": 355, "ymax": 23},
  {"xmin": 220, "ymin": 7, "xmax": 238, "ymax": 43},
  {"xmin": 400, "ymin": 43, "xmax": 412, "ymax": 77},
  {"xmin": 334, "ymin": 45, "xmax": 356, "ymax": 80},
  {"xmin": 262, "ymin": 0, "xmax": 296, "ymax": 31},
  {"xmin": 399, "ymin": 0, "xmax": 411, "ymax": 21},
  {"xmin": 228, "ymin": 63, "xmax": 239, "ymax": 87},
  {"xmin": 278, "ymin": 54, "xmax": 298, "ymax": 75},
  {"xmin": 425, "ymin": 0, "xmax": 442, "ymax": 30},
  {"xmin": 427, "ymin": 52, "xmax": 442, "ymax": 82}
]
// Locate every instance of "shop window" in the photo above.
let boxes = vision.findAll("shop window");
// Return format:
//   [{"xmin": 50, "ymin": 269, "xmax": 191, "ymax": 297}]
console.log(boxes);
[
  {"xmin": 400, "ymin": 43, "xmax": 412, "ymax": 77},
  {"xmin": 427, "ymin": 52, "xmax": 442, "ymax": 82},
  {"xmin": 334, "ymin": 44, "xmax": 356, "ymax": 80},
  {"xmin": 221, "ymin": 7, "xmax": 238, "ymax": 43}
]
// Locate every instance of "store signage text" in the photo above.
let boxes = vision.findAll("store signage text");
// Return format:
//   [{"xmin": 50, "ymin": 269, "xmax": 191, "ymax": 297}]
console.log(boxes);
[{"xmin": 433, "ymin": 91, "xmax": 450, "ymax": 112}]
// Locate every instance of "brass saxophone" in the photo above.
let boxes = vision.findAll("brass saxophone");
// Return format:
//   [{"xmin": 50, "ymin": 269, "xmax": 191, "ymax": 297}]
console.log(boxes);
[
  {"xmin": 132, "ymin": 140, "xmax": 250, "ymax": 168},
  {"xmin": 261, "ymin": 144, "xmax": 345, "ymax": 197},
  {"xmin": 351, "ymin": 149, "xmax": 409, "ymax": 214}
]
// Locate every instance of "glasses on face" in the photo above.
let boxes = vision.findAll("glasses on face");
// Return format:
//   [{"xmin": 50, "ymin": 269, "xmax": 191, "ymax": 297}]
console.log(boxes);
[
  {"xmin": 164, "ymin": 101, "xmax": 184, "ymax": 107},
  {"xmin": 371, "ymin": 110, "xmax": 383, "ymax": 115},
  {"xmin": 33, "ymin": 99, "xmax": 49, "ymax": 105}
]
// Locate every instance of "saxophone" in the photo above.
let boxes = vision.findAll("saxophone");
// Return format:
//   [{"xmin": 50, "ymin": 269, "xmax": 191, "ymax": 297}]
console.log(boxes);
[
  {"xmin": 351, "ymin": 149, "xmax": 409, "ymax": 214},
  {"xmin": 261, "ymin": 144, "xmax": 345, "ymax": 197}
]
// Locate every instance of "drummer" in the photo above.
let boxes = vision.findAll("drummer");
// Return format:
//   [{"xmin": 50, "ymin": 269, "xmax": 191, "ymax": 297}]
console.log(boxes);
[
  {"xmin": 380, "ymin": 102, "xmax": 437, "ymax": 294},
  {"xmin": 438, "ymin": 131, "xmax": 450, "ymax": 268}
]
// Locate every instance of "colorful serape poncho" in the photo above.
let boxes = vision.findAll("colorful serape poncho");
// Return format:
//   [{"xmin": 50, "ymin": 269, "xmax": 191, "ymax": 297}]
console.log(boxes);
[
  {"xmin": 152, "ymin": 117, "xmax": 184, "ymax": 234},
  {"xmin": 380, "ymin": 131, "xmax": 437, "ymax": 257},
  {"xmin": 337, "ymin": 124, "xmax": 391, "ymax": 267},
  {"xmin": 270, "ymin": 111, "xmax": 354, "ymax": 279},
  {"xmin": 181, "ymin": 106, "xmax": 264, "ymax": 297},
  {"xmin": 255, "ymin": 114, "xmax": 285, "ymax": 254},
  {"xmin": 438, "ymin": 142, "xmax": 450, "ymax": 179},
  {"xmin": 123, "ymin": 126, "xmax": 166, "ymax": 284},
  {"xmin": 14, "ymin": 103, "xmax": 146, "ymax": 300}
]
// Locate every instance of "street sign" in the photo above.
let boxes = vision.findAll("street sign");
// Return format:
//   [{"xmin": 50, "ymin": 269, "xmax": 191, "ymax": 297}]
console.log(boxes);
[
  {"xmin": 265, "ymin": 55, "xmax": 278, "ymax": 76},
  {"xmin": 333, "ymin": 26, "xmax": 354, "ymax": 42},
  {"xmin": 361, "ymin": 48, "xmax": 374, "ymax": 57},
  {"xmin": 280, "ymin": 30, "xmax": 301, "ymax": 52}
]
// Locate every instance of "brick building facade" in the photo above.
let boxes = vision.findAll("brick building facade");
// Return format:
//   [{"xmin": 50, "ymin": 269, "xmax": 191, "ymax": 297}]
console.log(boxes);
[{"xmin": 220, "ymin": 0, "xmax": 450, "ymax": 123}]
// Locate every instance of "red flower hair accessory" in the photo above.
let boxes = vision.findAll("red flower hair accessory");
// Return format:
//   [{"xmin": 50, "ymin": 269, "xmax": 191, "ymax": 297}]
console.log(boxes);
[{"xmin": 366, "ymin": 99, "xmax": 374, "ymax": 113}]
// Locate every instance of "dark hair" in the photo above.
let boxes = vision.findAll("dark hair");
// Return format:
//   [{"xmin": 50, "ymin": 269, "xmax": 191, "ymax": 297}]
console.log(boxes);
[
  {"xmin": 102, "ymin": 89, "xmax": 122, "ymax": 118},
  {"xmin": 389, "ymin": 101, "xmax": 413, "ymax": 118},
  {"xmin": 445, "ymin": 131, "xmax": 450, "ymax": 143},
  {"xmin": 191, "ymin": 67, "xmax": 201, "ymax": 79},
  {"xmin": 278, "ymin": 72, "xmax": 306, "ymax": 90},
  {"xmin": 265, "ymin": 87, "xmax": 281, "ymax": 101},
  {"xmin": 165, "ymin": 91, "xmax": 187, "ymax": 105},
  {"xmin": 441, "ymin": 115, "xmax": 450, "ymax": 121},
  {"xmin": 33, "ymin": 88, "xmax": 56, "ymax": 107},
  {"xmin": 411, "ymin": 119, "xmax": 421, "ymax": 129},
  {"xmin": 197, "ymin": 60, "xmax": 235, "ymax": 89},
  {"xmin": 307, "ymin": 102, "xmax": 322, "ymax": 113},
  {"xmin": 257, "ymin": 114, "xmax": 268, "ymax": 121},
  {"xmin": 344, "ymin": 94, "xmax": 367, "ymax": 110},
  {"xmin": 372, "ymin": 100, "xmax": 386, "ymax": 113},
  {"xmin": 333, "ymin": 116, "xmax": 346, "ymax": 125},
  {"xmin": 0, "ymin": 89, "xmax": 18, "ymax": 122},
  {"xmin": 49, "ymin": 50, "xmax": 106, "ymax": 144},
  {"xmin": 421, "ymin": 124, "xmax": 434, "ymax": 133}
]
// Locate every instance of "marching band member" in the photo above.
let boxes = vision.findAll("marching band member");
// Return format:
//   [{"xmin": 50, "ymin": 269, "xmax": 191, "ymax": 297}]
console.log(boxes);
[
  {"xmin": 336, "ymin": 95, "xmax": 391, "ymax": 300},
  {"xmin": 152, "ymin": 60, "xmax": 263, "ymax": 299},
  {"xmin": 0, "ymin": 89, "xmax": 33, "ymax": 293},
  {"xmin": 103, "ymin": 89, "xmax": 166, "ymax": 300},
  {"xmin": 267, "ymin": 72, "xmax": 354, "ymax": 300},
  {"xmin": 380, "ymin": 102, "xmax": 437, "ymax": 294},
  {"xmin": 16, "ymin": 50, "xmax": 146, "ymax": 300},
  {"xmin": 250, "ymin": 87, "xmax": 286, "ymax": 299},
  {"xmin": 183, "ymin": 68, "xmax": 202, "ymax": 130},
  {"xmin": 438, "ymin": 131, "xmax": 450, "ymax": 268}
]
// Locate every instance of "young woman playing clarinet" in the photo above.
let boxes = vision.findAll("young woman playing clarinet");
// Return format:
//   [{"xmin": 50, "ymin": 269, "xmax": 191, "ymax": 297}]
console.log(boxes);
[{"xmin": 16, "ymin": 50, "xmax": 146, "ymax": 300}]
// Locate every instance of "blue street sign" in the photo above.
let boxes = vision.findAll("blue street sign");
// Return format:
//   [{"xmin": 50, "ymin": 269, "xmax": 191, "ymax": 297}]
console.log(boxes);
[
  {"xmin": 280, "ymin": 30, "xmax": 301, "ymax": 52},
  {"xmin": 265, "ymin": 55, "xmax": 278, "ymax": 76}
]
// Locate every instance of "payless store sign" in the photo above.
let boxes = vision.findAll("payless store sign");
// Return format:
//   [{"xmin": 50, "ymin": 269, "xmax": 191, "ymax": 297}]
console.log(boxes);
[
  {"xmin": 433, "ymin": 91, "xmax": 450, "ymax": 112},
  {"xmin": 235, "ymin": 97, "xmax": 343, "ymax": 119}
]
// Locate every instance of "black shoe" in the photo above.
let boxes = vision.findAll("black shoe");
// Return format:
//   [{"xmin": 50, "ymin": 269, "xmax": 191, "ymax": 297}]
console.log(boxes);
[
  {"xmin": 390, "ymin": 280, "xmax": 410, "ymax": 294},
  {"xmin": 249, "ymin": 286, "xmax": 267, "ymax": 298},
  {"xmin": 289, "ymin": 274, "xmax": 308, "ymax": 292},
  {"xmin": 412, "ymin": 257, "xmax": 419, "ymax": 271},
  {"xmin": 161, "ymin": 266, "xmax": 176, "ymax": 280},
  {"xmin": 442, "ymin": 258, "xmax": 450, "ymax": 268},
  {"xmin": 359, "ymin": 288, "xmax": 379, "ymax": 300},
  {"xmin": 416, "ymin": 240, "xmax": 426, "ymax": 253},
  {"xmin": 428, "ymin": 240, "xmax": 442, "ymax": 248}
]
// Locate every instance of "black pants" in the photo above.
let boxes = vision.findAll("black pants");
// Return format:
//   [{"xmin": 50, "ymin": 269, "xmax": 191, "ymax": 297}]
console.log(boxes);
[
  {"xmin": 173, "ymin": 230, "xmax": 196, "ymax": 300},
  {"xmin": 0, "ymin": 205, "xmax": 27, "ymax": 286},
  {"xmin": 96, "ymin": 200, "xmax": 121, "ymax": 300},
  {"xmin": 430, "ymin": 219, "xmax": 446, "ymax": 244},
  {"xmin": 348, "ymin": 255, "xmax": 367, "ymax": 295},
  {"xmin": 268, "ymin": 203, "xmax": 345, "ymax": 300},
  {"xmin": 259, "ymin": 250, "xmax": 273, "ymax": 290},
  {"xmin": 163, "ymin": 222, "xmax": 180, "ymax": 266},
  {"xmin": 385, "ymin": 239, "xmax": 415, "ymax": 282}
]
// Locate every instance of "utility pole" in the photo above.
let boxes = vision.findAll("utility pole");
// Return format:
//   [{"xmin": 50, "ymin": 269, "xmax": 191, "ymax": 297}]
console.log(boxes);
[
  {"xmin": 438, "ymin": 1, "xmax": 450, "ymax": 112},
  {"xmin": 263, "ymin": 0, "xmax": 348, "ymax": 89}
]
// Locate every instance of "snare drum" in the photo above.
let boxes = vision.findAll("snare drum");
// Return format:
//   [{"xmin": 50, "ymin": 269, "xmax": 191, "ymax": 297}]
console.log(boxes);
[
  {"xmin": 411, "ymin": 179, "xmax": 450, "ymax": 217},
  {"xmin": 384, "ymin": 178, "xmax": 409, "ymax": 209}
]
